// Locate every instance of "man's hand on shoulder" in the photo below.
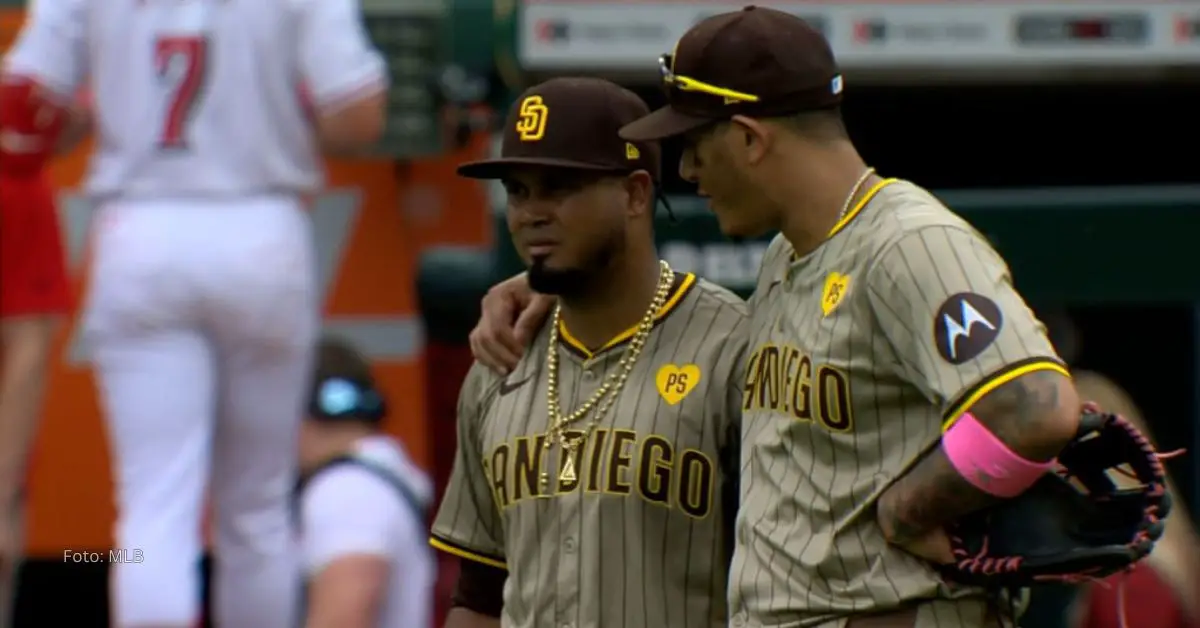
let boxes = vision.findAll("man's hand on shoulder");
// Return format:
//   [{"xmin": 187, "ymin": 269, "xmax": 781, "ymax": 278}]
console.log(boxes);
[{"xmin": 469, "ymin": 272, "xmax": 553, "ymax": 374}]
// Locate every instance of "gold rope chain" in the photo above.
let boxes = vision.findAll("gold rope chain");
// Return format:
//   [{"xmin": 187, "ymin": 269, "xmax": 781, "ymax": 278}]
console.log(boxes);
[
  {"xmin": 543, "ymin": 260, "xmax": 675, "ymax": 486},
  {"xmin": 835, "ymin": 167, "xmax": 875, "ymax": 226}
]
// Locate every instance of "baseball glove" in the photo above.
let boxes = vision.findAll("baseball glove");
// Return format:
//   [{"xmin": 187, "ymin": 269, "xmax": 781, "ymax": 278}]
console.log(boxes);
[{"xmin": 940, "ymin": 405, "xmax": 1174, "ymax": 588}]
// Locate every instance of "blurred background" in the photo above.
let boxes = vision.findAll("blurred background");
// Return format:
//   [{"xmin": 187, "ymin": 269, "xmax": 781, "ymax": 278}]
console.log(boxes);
[{"xmin": 3, "ymin": 0, "xmax": 1198, "ymax": 625}]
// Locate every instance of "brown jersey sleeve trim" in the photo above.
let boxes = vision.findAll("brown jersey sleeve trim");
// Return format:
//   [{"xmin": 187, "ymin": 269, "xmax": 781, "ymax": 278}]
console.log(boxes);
[
  {"xmin": 557, "ymin": 271, "xmax": 698, "ymax": 359},
  {"xmin": 429, "ymin": 535, "xmax": 507, "ymax": 570},
  {"xmin": 941, "ymin": 356, "xmax": 1071, "ymax": 432}
]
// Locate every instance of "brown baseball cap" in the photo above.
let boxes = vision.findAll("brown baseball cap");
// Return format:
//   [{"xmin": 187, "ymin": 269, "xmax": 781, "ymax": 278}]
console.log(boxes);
[
  {"xmin": 619, "ymin": 6, "xmax": 842, "ymax": 142},
  {"xmin": 457, "ymin": 77, "xmax": 661, "ymax": 181}
]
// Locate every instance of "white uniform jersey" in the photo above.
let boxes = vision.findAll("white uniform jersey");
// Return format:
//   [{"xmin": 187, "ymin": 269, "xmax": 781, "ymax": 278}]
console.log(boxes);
[
  {"xmin": 299, "ymin": 436, "xmax": 436, "ymax": 628},
  {"xmin": 3, "ymin": 0, "xmax": 387, "ymax": 197}
]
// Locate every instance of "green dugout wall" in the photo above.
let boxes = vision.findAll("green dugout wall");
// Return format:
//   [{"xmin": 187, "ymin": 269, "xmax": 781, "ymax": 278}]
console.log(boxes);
[{"xmin": 489, "ymin": 186, "xmax": 1200, "ymax": 302}]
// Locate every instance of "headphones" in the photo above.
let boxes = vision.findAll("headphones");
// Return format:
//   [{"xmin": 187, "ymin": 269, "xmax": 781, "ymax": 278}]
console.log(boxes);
[{"xmin": 308, "ymin": 376, "xmax": 387, "ymax": 423}]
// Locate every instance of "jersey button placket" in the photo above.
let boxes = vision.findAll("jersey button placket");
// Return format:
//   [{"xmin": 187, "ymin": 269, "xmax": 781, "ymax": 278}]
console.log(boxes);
[
  {"xmin": 564, "ymin": 351, "xmax": 620, "ymax": 626},
  {"xmin": 556, "ymin": 355, "xmax": 587, "ymax": 628},
  {"xmin": 555, "ymin": 490, "xmax": 583, "ymax": 627},
  {"xmin": 581, "ymin": 351, "xmax": 618, "ymax": 387},
  {"xmin": 581, "ymin": 362, "xmax": 598, "ymax": 384}
]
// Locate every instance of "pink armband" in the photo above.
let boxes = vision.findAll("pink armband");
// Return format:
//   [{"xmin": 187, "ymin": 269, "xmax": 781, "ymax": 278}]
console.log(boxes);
[{"xmin": 942, "ymin": 412, "xmax": 1054, "ymax": 498}]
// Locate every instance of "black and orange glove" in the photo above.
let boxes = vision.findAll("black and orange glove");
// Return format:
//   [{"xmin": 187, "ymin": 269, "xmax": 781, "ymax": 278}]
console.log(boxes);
[{"xmin": 940, "ymin": 406, "xmax": 1174, "ymax": 587}]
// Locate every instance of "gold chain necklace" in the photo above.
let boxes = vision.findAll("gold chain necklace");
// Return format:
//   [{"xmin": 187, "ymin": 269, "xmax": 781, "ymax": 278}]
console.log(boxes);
[
  {"xmin": 832, "ymin": 167, "xmax": 876, "ymax": 229},
  {"xmin": 791, "ymin": 167, "xmax": 878, "ymax": 267},
  {"xmin": 543, "ymin": 260, "xmax": 675, "ymax": 486}
]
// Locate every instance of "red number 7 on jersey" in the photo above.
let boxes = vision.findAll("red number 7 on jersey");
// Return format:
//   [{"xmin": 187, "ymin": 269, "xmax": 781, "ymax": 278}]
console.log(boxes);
[{"xmin": 154, "ymin": 36, "xmax": 209, "ymax": 150}]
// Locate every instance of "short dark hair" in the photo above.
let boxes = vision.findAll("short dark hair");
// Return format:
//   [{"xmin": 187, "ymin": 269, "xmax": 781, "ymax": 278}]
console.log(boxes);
[
  {"xmin": 314, "ymin": 335, "xmax": 373, "ymax": 384},
  {"xmin": 775, "ymin": 107, "xmax": 848, "ymax": 142}
]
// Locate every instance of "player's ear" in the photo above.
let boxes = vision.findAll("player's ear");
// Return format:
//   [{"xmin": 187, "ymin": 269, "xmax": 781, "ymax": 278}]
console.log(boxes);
[
  {"xmin": 730, "ymin": 114, "xmax": 770, "ymax": 166},
  {"xmin": 623, "ymin": 170, "xmax": 655, "ymax": 220}
]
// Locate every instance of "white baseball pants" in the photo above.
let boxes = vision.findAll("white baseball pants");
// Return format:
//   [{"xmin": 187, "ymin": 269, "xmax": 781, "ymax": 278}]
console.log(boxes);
[{"xmin": 83, "ymin": 196, "xmax": 318, "ymax": 628}]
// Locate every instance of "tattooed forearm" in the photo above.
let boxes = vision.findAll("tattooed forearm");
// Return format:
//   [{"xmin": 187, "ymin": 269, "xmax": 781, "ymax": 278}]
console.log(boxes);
[
  {"xmin": 878, "ymin": 369, "xmax": 1079, "ymax": 544},
  {"xmin": 877, "ymin": 448, "xmax": 993, "ymax": 545}
]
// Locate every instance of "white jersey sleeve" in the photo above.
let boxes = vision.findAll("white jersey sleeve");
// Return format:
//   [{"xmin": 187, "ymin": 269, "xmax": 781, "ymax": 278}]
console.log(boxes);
[
  {"xmin": 3, "ymin": 0, "xmax": 88, "ymax": 96},
  {"xmin": 300, "ymin": 465, "xmax": 409, "ymax": 573},
  {"xmin": 295, "ymin": 0, "xmax": 388, "ymax": 111}
]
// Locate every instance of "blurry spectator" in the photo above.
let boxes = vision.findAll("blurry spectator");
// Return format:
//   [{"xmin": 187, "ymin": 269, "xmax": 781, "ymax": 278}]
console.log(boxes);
[
  {"xmin": 0, "ymin": 90, "xmax": 82, "ymax": 627},
  {"xmin": 1035, "ymin": 308, "xmax": 1200, "ymax": 628},
  {"xmin": 1068, "ymin": 409, "xmax": 1200, "ymax": 628},
  {"xmin": 297, "ymin": 336, "xmax": 435, "ymax": 628}
]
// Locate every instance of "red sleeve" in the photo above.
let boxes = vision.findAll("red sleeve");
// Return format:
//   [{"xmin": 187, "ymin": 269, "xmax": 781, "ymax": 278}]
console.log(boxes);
[{"xmin": 0, "ymin": 76, "xmax": 70, "ymax": 173}]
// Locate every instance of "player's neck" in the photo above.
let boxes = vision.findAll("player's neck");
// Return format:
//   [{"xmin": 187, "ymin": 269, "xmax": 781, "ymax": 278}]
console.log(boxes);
[
  {"xmin": 300, "ymin": 427, "xmax": 374, "ymax": 473},
  {"xmin": 558, "ymin": 251, "xmax": 663, "ymax": 352},
  {"xmin": 776, "ymin": 143, "xmax": 871, "ymax": 257}
]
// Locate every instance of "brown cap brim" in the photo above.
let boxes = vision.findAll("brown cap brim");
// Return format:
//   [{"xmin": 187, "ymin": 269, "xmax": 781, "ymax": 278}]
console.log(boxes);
[
  {"xmin": 457, "ymin": 157, "xmax": 624, "ymax": 179},
  {"xmin": 618, "ymin": 106, "xmax": 715, "ymax": 141}
]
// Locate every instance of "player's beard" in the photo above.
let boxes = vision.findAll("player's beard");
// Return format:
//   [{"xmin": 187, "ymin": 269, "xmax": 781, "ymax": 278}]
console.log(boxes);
[{"xmin": 527, "ymin": 230, "xmax": 623, "ymax": 300}]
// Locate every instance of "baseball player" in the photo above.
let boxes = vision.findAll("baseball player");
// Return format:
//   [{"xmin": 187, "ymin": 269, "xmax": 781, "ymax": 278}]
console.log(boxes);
[
  {"xmin": 296, "ymin": 336, "xmax": 435, "ymax": 628},
  {"xmin": 433, "ymin": 77, "xmax": 748, "ymax": 628},
  {"xmin": 2, "ymin": 1, "xmax": 387, "ymax": 626},
  {"xmin": 0, "ymin": 78, "xmax": 89, "ymax": 626},
  {"xmin": 471, "ymin": 8, "xmax": 1083, "ymax": 627}
]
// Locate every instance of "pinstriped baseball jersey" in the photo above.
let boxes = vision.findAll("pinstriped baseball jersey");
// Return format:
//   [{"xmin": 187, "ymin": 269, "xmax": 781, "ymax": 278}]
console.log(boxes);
[
  {"xmin": 728, "ymin": 179, "xmax": 1066, "ymax": 628},
  {"xmin": 432, "ymin": 272, "xmax": 749, "ymax": 628}
]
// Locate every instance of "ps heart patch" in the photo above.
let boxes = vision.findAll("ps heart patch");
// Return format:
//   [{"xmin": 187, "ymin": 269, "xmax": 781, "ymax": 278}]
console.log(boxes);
[
  {"xmin": 655, "ymin": 364, "xmax": 701, "ymax": 405},
  {"xmin": 822, "ymin": 272, "xmax": 851, "ymax": 316}
]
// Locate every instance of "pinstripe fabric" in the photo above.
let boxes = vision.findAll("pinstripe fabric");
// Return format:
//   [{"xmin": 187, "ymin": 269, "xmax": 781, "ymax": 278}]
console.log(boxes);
[
  {"xmin": 432, "ymin": 274, "xmax": 749, "ymax": 628},
  {"xmin": 729, "ymin": 180, "xmax": 1061, "ymax": 628}
]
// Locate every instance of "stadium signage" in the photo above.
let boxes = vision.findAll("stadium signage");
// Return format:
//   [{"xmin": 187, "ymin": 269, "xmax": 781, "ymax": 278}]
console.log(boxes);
[{"xmin": 519, "ymin": 1, "xmax": 1200, "ymax": 72}]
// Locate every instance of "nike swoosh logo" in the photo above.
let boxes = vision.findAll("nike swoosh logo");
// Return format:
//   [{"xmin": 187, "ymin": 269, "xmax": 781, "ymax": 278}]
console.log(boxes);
[
  {"xmin": 499, "ymin": 375, "xmax": 534, "ymax": 396},
  {"xmin": 970, "ymin": 463, "xmax": 1011, "ymax": 487}
]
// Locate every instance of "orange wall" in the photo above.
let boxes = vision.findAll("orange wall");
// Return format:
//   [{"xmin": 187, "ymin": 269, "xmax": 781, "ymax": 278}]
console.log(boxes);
[{"xmin": 4, "ymin": 7, "xmax": 493, "ymax": 554}]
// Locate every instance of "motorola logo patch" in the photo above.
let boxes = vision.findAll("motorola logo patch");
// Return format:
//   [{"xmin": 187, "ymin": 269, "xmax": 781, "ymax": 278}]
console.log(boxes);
[{"xmin": 934, "ymin": 292, "xmax": 1003, "ymax": 365}]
